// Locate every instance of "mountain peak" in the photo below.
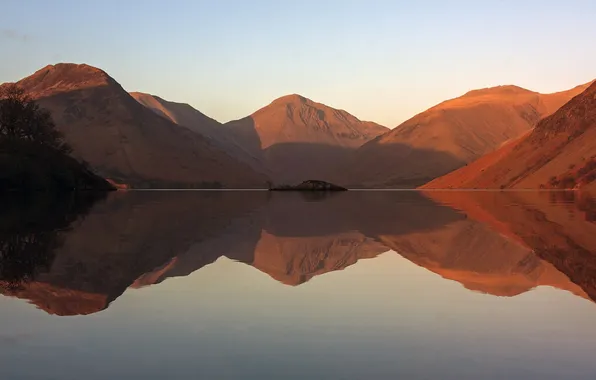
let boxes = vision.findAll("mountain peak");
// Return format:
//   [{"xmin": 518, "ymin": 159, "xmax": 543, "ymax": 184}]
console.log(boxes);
[
  {"xmin": 17, "ymin": 62, "xmax": 116, "ymax": 97},
  {"xmin": 40, "ymin": 63, "xmax": 106, "ymax": 74},
  {"xmin": 270, "ymin": 94, "xmax": 311, "ymax": 106},
  {"xmin": 462, "ymin": 85, "xmax": 533, "ymax": 98}
]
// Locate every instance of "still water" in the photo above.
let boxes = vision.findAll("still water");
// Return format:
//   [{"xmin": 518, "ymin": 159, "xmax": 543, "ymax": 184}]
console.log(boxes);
[{"xmin": 1, "ymin": 190, "xmax": 596, "ymax": 379}]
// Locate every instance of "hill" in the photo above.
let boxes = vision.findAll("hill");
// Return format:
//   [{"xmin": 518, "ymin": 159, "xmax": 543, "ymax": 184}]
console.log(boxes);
[
  {"xmin": 130, "ymin": 92, "xmax": 267, "ymax": 175},
  {"xmin": 342, "ymin": 82, "xmax": 592, "ymax": 188},
  {"xmin": 8, "ymin": 63, "xmax": 268, "ymax": 188},
  {"xmin": 424, "ymin": 81, "xmax": 596, "ymax": 189},
  {"xmin": 225, "ymin": 94, "xmax": 388, "ymax": 184}
]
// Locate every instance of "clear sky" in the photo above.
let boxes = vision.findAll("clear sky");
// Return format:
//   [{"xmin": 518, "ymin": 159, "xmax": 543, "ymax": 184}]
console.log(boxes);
[{"xmin": 1, "ymin": 0, "xmax": 595, "ymax": 127}]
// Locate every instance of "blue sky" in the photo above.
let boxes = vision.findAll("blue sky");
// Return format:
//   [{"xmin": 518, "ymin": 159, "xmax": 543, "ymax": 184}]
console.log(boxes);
[{"xmin": 1, "ymin": 0, "xmax": 595, "ymax": 127}]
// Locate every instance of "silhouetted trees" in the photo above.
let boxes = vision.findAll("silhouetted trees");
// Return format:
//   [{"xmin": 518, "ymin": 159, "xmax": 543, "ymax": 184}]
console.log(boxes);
[
  {"xmin": 0, "ymin": 84, "xmax": 71, "ymax": 153},
  {"xmin": 0, "ymin": 192, "xmax": 106, "ymax": 291},
  {"xmin": 0, "ymin": 85, "xmax": 113, "ymax": 192}
]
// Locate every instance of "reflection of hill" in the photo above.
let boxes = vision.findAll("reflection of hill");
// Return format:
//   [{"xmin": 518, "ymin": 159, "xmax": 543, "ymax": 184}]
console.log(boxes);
[
  {"xmin": 3, "ymin": 190, "xmax": 596, "ymax": 316},
  {"xmin": 378, "ymin": 211, "xmax": 588, "ymax": 299},
  {"xmin": 140, "ymin": 191, "xmax": 460, "ymax": 285},
  {"xmin": 251, "ymin": 230, "xmax": 388, "ymax": 285},
  {"xmin": 426, "ymin": 191, "xmax": 596, "ymax": 301},
  {"xmin": 0, "ymin": 193, "xmax": 107, "ymax": 313},
  {"xmin": 1, "ymin": 191, "xmax": 268, "ymax": 315}
]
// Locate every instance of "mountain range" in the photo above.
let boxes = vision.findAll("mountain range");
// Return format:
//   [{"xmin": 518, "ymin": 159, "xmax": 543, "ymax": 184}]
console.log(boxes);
[{"xmin": 2, "ymin": 62, "xmax": 595, "ymax": 188}]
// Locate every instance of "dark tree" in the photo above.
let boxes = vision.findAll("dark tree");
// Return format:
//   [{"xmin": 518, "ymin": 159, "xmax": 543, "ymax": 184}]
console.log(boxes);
[
  {"xmin": 0, "ymin": 85, "xmax": 113, "ymax": 192},
  {"xmin": 0, "ymin": 192, "xmax": 107, "ymax": 291},
  {"xmin": 0, "ymin": 84, "xmax": 71, "ymax": 154}
]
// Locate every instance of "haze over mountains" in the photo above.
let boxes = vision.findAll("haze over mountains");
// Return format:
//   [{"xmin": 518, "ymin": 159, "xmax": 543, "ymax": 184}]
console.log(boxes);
[{"xmin": 2, "ymin": 62, "xmax": 595, "ymax": 188}]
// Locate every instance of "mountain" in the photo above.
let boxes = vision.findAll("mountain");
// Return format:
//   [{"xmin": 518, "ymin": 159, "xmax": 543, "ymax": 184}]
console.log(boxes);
[
  {"xmin": 130, "ymin": 92, "xmax": 266, "ymax": 174},
  {"xmin": 225, "ymin": 94, "xmax": 388, "ymax": 184},
  {"xmin": 424, "ymin": 81, "xmax": 596, "ymax": 189},
  {"xmin": 8, "ymin": 63, "xmax": 267, "ymax": 188},
  {"xmin": 341, "ymin": 82, "xmax": 593, "ymax": 188}
]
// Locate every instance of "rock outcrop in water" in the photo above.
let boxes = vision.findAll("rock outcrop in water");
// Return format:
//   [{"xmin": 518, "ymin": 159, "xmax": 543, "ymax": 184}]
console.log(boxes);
[{"xmin": 269, "ymin": 180, "xmax": 347, "ymax": 191}]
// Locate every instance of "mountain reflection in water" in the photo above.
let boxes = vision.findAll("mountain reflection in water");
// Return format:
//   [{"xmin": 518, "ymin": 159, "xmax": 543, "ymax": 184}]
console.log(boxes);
[{"xmin": 1, "ymin": 190, "xmax": 596, "ymax": 316}]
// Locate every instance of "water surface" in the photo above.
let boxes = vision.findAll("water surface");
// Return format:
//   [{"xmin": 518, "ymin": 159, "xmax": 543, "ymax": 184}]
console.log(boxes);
[{"xmin": 1, "ymin": 190, "xmax": 596, "ymax": 379}]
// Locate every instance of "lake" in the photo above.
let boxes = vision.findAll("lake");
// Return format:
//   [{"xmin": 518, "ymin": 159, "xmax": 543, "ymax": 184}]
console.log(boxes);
[{"xmin": 1, "ymin": 190, "xmax": 596, "ymax": 379}]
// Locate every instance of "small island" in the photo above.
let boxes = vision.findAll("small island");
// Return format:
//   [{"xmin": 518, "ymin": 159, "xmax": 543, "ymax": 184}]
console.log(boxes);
[{"xmin": 269, "ymin": 180, "xmax": 348, "ymax": 191}]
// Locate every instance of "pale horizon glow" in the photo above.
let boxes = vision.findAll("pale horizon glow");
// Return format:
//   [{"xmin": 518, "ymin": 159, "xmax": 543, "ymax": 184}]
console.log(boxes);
[{"xmin": 1, "ymin": 0, "xmax": 595, "ymax": 127}]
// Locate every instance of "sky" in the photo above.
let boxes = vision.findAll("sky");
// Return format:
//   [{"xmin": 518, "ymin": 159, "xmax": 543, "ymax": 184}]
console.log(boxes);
[{"xmin": 1, "ymin": 0, "xmax": 595, "ymax": 127}]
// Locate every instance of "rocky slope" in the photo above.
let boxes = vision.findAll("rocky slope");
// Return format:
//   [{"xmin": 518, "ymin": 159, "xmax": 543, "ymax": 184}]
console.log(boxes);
[
  {"xmin": 424, "ymin": 81, "xmax": 596, "ymax": 189},
  {"xmin": 342, "ymin": 82, "xmax": 592, "ymax": 188},
  {"xmin": 9, "ymin": 63, "xmax": 267, "ymax": 188}
]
